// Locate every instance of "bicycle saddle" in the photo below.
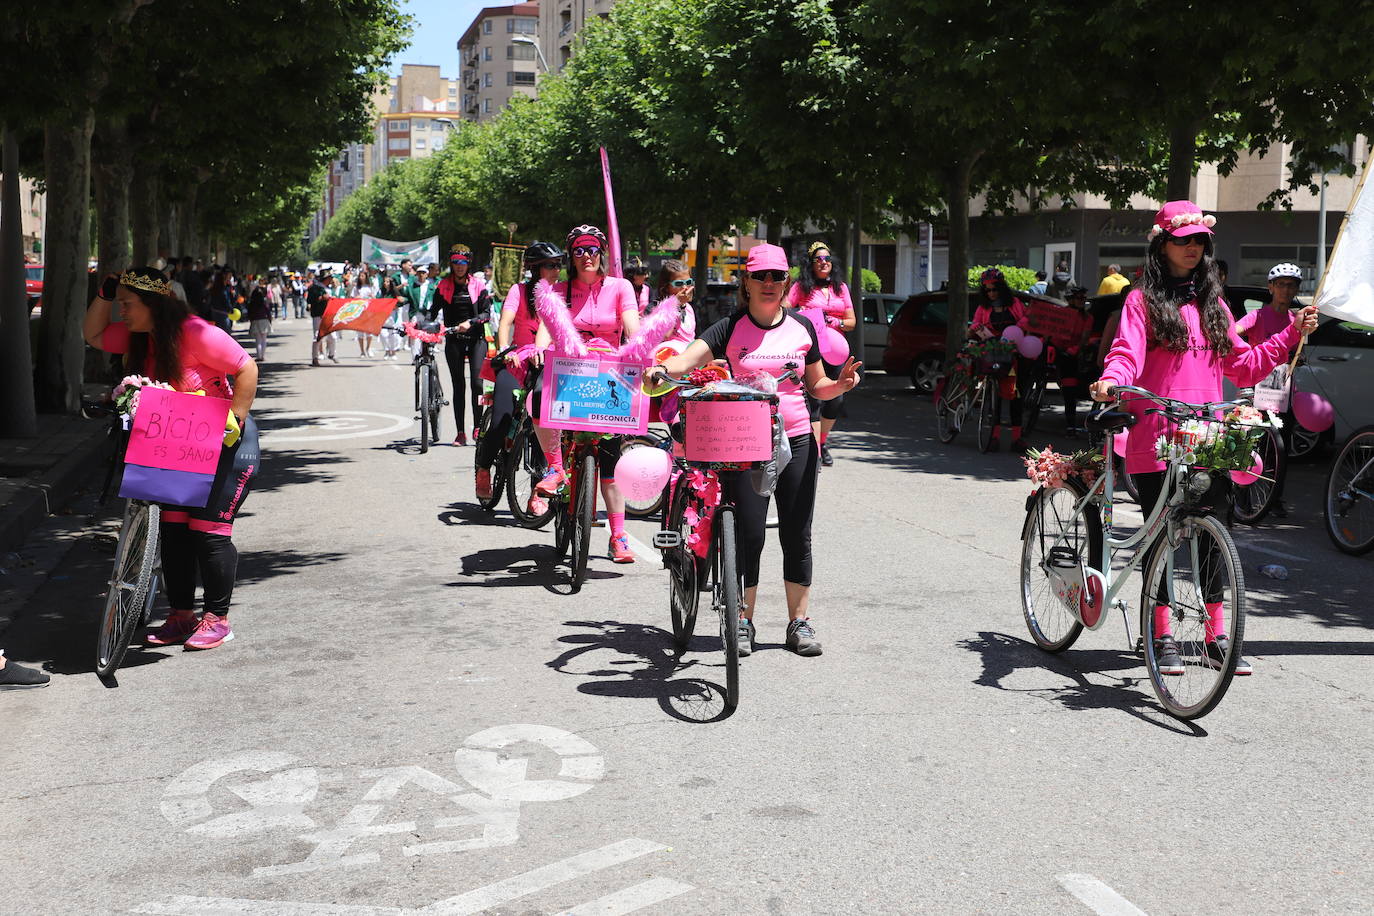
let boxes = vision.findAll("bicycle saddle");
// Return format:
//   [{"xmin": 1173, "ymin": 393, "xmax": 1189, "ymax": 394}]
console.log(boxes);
[{"xmin": 1085, "ymin": 409, "xmax": 1138, "ymax": 433}]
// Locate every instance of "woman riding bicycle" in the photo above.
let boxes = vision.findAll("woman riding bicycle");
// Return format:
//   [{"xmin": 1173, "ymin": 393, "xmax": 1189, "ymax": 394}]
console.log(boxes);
[
  {"xmin": 474, "ymin": 242, "xmax": 559, "ymax": 501},
  {"xmin": 787, "ymin": 241, "xmax": 856, "ymax": 467},
  {"xmin": 83, "ymin": 267, "xmax": 260, "ymax": 651},
  {"xmin": 426, "ymin": 243, "xmax": 491, "ymax": 446},
  {"xmin": 1089, "ymin": 200, "xmax": 1317, "ymax": 677},
  {"xmin": 648, "ymin": 244, "xmax": 860, "ymax": 657},
  {"xmin": 969, "ymin": 267, "xmax": 1031, "ymax": 453},
  {"xmin": 530, "ymin": 224, "xmax": 642, "ymax": 564}
]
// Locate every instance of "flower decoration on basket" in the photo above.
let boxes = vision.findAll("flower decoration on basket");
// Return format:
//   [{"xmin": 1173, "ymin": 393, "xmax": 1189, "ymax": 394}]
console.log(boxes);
[
  {"xmin": 113, "ymin": 375, "xmax": 175, "ymax": 419},
  {"xmin": 1154, "ymin": 407, "xmax": 1281, "ymax": 470},
  {"xmin": 965, "ymin": 338, "xmax": 1016, "ymax": 360},
  {"xmin": 402, "ymin": 319, "xmax": 447, "ymax": 344},
  {"xmin": 1024, "ymin": 446, "xmax": 1105, "ymax": 490}
]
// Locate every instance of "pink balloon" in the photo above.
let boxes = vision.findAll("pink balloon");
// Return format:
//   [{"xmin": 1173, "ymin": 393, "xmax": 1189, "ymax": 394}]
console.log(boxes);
[
  {"xmin": 615, "ymin": 444, "xmax": 672, "ymax": 501},
  {"xmin": 1001, "ymin": 325, "xmax": 1025, "ymax": 343},
  {"xmin": 820, "ymin": 326, "xmax": 850, "ymax": 364},
  {"xmin": 1292, "ymin": 391, "xmax": 1334, "ymax": 432},
  {"xmin": 1230, "ymin": 451, "xmax": 1265, "ymax": 486},
  {"xmin": 1017, "ymin": 334, "xmax": 1044, "ymax": 359}
]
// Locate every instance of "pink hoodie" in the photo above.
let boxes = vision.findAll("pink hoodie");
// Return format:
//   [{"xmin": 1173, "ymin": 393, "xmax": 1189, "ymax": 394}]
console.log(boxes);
[{"xmin": 1100, "ymin": 289, "xmax": 1301, "ymax": 473}]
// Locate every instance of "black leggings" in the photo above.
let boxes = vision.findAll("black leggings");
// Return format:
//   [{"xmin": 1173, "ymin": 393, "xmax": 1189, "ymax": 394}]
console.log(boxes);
[
  {"xmin": 818, "ymin": 360, "xmax": 846, "ymax": 421},
  {"xmin": 476, "ymin": 363, "xmax": 521, "ymax": 470},
  {"xmin": 727, "ymin": 433, "xmax": 819, "ymax": 588},
  {"xmin": 1055, "ymin": 351, "xmax": 1082, "ymax": 428},
  {"xmin": 160, "ymin": 525, "xmax": 239, "ymax": 616},
  {"xmin": 1134, "ymin": 470, "xmax": 1231, "ymax": 605},
  {"xmin": 444, "ymin": 334, "xmax": 487, "ymax": 434}
]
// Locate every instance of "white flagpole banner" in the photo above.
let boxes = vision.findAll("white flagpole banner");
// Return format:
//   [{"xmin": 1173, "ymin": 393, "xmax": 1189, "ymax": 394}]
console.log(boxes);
[
  {"xmin": 361, "ymin": 234, "xmax": 440, "ymax": 266},
  {"xmin": 1315, "ymin": 167, "xmax": 1374, "ymax": 325}
]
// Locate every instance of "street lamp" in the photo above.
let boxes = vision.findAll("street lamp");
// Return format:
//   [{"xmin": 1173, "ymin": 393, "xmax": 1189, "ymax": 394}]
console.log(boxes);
[{"xmin": 510, "ymin": 34, "xmax": 548, "ymax": 72}]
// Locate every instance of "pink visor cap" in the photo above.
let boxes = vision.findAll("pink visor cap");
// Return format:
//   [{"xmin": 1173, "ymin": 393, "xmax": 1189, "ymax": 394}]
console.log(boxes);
[
  {"xmin": 1147, "ymin": 200, "xmax": 1217, "ymax": 241},
  {"xmin": 745, "ymin": 243, "xmax": 789, "ymax": 273}
]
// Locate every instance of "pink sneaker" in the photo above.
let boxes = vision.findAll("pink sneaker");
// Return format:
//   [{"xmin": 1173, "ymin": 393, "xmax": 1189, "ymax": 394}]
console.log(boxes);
[
  {"xmin": 184, "ymin": 612, "xmax": 234, "ymax": 650},
  {"xmin": 146, "ymin": 612, "xmax": 198, "ymax": 646},
  {"xmin": 534, "ymin": 467, "xmax": 565, "ymax": 496},
  {"xmin": 527, "ymin": 493, "xmax": 549, "ymax": 516},
  {"xmin": 475, "ymin": 468, "xmax": 493, "ymax": 500},
  {"xmin": 609, "ymin": 535, "xmax": 635, "ymax": 564}
]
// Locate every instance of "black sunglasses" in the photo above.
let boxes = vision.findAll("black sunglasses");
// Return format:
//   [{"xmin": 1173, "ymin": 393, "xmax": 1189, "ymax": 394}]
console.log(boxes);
[
  {"xmin": 571, "ymin": 245, "xmax": 602, "ymax": 258},
  {"xmin": 1166, "ymin": 234, "xmax": 1206, "ymax": 247},
  {"xmin": 749, "ymin": 270, "xmax": 787, "ymax": 282},
  {"xmin": 532, "ymin": 260, "xmax": 561, "ymax": 270}
]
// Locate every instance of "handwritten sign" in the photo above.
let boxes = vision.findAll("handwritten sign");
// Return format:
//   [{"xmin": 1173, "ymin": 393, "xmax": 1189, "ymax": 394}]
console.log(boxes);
[
  {"xmin": 1023, "ymin": 299, "xmax": 1085, "ymax": 349},
  {"xmin": 124, "ymin": 388, "xmax": 229, "ymax": 474},
  {"xmin": 540, "ymin": 354, "xmax": 648, "ymax": 434},
  {"xmin": 684, "ymin": 399, "xmax": 773, "ymax": 463},
  {"xmin": 1253, "ymin": 365, "xmax": 1292, "ymax": 412}
]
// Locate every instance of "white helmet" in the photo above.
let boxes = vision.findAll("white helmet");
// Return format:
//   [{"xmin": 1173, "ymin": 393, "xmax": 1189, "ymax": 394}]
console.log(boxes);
[{"xmin": 1268, "ymin": 262, "xmax": 1303, "ymax": 281}]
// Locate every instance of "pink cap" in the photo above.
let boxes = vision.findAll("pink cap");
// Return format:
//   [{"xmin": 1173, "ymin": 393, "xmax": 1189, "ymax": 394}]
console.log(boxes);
[
  {"xmin": 745, "ymin": 243, "xmax": 789, "ymax": 273},
  {"xmin": 1148, "ymin": 200, "xmax": 1216, "ymax": 241}
]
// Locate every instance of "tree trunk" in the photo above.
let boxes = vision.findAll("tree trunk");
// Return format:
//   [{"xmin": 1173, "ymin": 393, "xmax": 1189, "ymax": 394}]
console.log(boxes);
[
  {"xmin": 181, "ymin": 184, "xmax": 199, "ymax": 261},
  {"xmin": 93, "ymin": 119, "xmax": 132, "ymax": 278},
  {"xmin": 1166, "ymin": 118, "xmax": 1199, "ymax": 201},
  {"xmin": 692, "ymin": 215, "xmax": 711, "ymax": 311},
  {"xmin": 1, "ymin": 124, "xmax": 37, "ymax": 436},
  {"xmin": 765, "ymin": 216, "xmax": 781, "ymax": 246},
  {"xmin": 638, "ymin": 224, "xmax": 650, "ymax": 264},
  {"xmin": 37, "ymin": 112, "xmax": 95, "ymax": 413},
  {"xmin": 130, "ymin": 166, "xmax": 160, "ymax": 266},
  {"xmin": 943, "ymin": 154, "xmax": 978, "ymax": 372},
  {"xmin": 161, "ymin": 199, "xmax": 178, "ymax": 258}
]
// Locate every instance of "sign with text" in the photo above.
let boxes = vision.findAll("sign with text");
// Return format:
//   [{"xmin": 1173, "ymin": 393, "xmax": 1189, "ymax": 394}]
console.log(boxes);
[
  {"xmin": 124, "ymin": 388, "xmax": 229, "ymax": 475},
  {"xmin": 1253, "ymin": 365, "xmax": 1292, "ymax": 413},
  {"xmin": 683, "ymin": 399, "xmax": 773, "ymax": 464},
  {"xmin": 1023, "ymin": 299, "xmax": 1086, "ymax": 349},
  {"xmin": 540, "ymin": 354, "xmax": 648, "ymax": 434}
]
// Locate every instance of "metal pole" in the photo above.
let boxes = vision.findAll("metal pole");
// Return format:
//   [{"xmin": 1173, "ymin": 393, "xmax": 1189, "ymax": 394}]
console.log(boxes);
[
  {"xmin": 926, "ymin": 222, "xmax": 934, "ymax": 291},
  {"xmin": 1317, "ymin": 173, "xmax": 1328, "ymax": 291}
]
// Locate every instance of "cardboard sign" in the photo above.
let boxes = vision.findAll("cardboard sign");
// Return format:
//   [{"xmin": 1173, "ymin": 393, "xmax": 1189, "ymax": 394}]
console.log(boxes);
[
  {"xmin": 123, "ymin": 388, "xmax": 229, "ymax": 474},
  {"xmin": 684, "ymin": 399, "xmax": 773, "ymax": 463},
  {"xmin": 1023, "ymin": 299, "xmax": 1085, "ymax": 349},
  {"xmin": 540, "ymin": 354, "xmax": 648, "ymax": 434}
]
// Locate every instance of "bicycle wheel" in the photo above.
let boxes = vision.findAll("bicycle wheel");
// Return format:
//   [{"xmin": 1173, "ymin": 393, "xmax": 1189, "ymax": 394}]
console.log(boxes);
[
  {"xmin": 507, "ymin": 423, "xmax": 555, "ymax": 529},
  {"xmin": 1325, "ymin": 426, "xmax": 1374, "ymax": 555},
  {"xmin": 427, "ymin": 365, "xmax": 443, "ymax": 445},
  {"xmin": 96, "ymin": 501, "xmax": 161, "ymax": 677},
  {"xmin": 1140, "ymin": 512, "xmax": 1245, "ymax": 720},
  {"xmin": 621, "ymin": 435, "xmax": 666, "ymax": 518},
  {"xmin": 1232, "ymin": 428, "xmax": 1285, "ymax": 526},
  {"xmin": 568, "ymin": 453, "xmax": 596, "ymax": 592},
  {"xmin": 664, "ymin": 475, "xmax": 700, "ymax": 649},
  {"xmin": 936, "ymin": 375, "xmax": 968, "ymax": 443},
  {"xmin": 977, "ymin": 379, "xmax": 996, "ymax": 453},
  {"xmin": 418, "ymin": 367, "xmax": 431, "ymax": 453},
  {"xmin": 475, "ymin": 407, "xmax": 505, "ymax": 511},
  {"xmin": 715, "ymin": 504, "xmax": 741, "ymax": 709},
  {"xmin": 1020, "ymin": 480, "xmax": 1099, "ymax": 652}
]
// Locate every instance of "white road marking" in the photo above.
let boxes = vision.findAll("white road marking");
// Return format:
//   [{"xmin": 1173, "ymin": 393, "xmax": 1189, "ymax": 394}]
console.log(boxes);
[
  {"xmin": 132, "ymin": 898, "xmax": 402, "ymax": 915},
  {"xmin": 259, "ymin": 410, "xmax": 412, "ymax": 443},
  {"xmin": 557, "ymin": 877, "xmax": 694, "ymax": 915},
  {"xmin": 1237, "ymin": 542, "xmax": 1311, "ymax": 563},
  {"xmin": 621, "ymin": 529, "xmax": 660, "ymax": 564},
  {"xmin": 1057, "ymin": 874, "xmax": 1149, "ymax": 916},
  {"xmin": 419, "ymin": 839, "xmax": 670, "ymax": 916}
]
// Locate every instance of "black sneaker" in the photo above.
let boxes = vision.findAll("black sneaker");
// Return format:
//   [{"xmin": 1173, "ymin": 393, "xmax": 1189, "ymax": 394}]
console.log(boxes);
[
  {"xmin": 1153, "ymin": 636, "xmax": 1184, "ymax": 676},
  {"xmin": 737, "ymin": 618, "xmax": 755, "ymax": 657},
  {"xmin": 820, "ymin": 443, "xmax": 834, "ymax": 467},
  {"xmin": 1203, "ymin": 636, "xmax": 1252, "ymax": 676},
  {"xmin": 0, "ymin": 659, "xmax": 50, "ymax": 689},
  {"xmin": 786, "ymin": 618, "xmax": 823, "ymax": 656}
]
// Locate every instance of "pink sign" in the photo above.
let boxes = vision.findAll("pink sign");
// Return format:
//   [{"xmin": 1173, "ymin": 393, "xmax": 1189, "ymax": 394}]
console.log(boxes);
[
  {"xmin": 124, "ymin": 388, "xmax": 229, "ymax": 474},
  {"xmin": 540, "ymin": 354, "xmax": 649, "ymax": 434},
  {"xmin": 684, "ymin": 400, "xmax": 773, "ymax": 463}
]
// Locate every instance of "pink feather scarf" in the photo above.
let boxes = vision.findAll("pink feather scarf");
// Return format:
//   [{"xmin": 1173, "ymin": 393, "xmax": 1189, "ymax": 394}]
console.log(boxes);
[{"xmin": 534, "ymin": 278, "xmax": 681, "ymax": 362}]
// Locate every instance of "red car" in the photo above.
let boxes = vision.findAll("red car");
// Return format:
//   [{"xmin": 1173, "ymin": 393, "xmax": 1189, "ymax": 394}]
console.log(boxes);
[{"xmin": 25, "ymin": 263, "xmax": 42, "ymax": 310}]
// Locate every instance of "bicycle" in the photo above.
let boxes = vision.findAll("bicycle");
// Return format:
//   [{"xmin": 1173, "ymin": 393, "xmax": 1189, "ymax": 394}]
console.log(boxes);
[
  {"xmin": 473, "ymin": 346, "xmax": 519, "ymax": 513},
  {"xmin": 549, "ymin": 430, "xmax": 604, "ymax": 593},
  {"xmin": 1231, "ymin": 425, "xmax": 1286, "ymax": 525},
  {"xmin": 935, "ymin": 348, "xmax": 1002, "ymax": 452},
  {"xmin": 402, "ymin": 321, "xmax": 451, "ymax": 453},
  {"xmin": 1019, "ymin": 385, "xmax": 1252, "ymax": 720},
  {"xmin": 503, "ymin": 362, "xmax": 557, "ymax": 529},
  {"xmin": 1324, "ymin": 425, "xmax": 1374, "ymax": 555}
]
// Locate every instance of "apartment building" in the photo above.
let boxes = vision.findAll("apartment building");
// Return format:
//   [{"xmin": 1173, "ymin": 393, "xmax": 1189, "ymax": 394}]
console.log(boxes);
[
  {"xmin": 457, "ymin": 3, "xmax": 541, "ymax": 123},
  {"xmin": 538, "ymin": 0, "xmax": 617, "ymax": 74}
]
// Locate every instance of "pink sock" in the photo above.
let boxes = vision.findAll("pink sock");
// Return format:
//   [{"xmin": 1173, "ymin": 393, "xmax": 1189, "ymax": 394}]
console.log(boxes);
[
  {"xmin": 1153, "ymin": 605, "xmax": 1172, "ymax": 638},
  {"xmin": 1205, "ymin": 602, "xmax": 1225, "ymax": 642},
  {"xmin": 820, "ymin": 431, "xmax": 828, "ymax": 445},
  {"xmin": 543, "ymin": 447, "xmax": 564, "ymax": 474},
  {"xmin": 608, "ymin": 511, "xmax": 626, "ymax": 538}
]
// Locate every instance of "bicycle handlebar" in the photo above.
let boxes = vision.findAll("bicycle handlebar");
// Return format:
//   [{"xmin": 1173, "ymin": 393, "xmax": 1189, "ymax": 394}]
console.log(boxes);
[
  {"xmin": 1106, "ymin": 384, "xmax": 1250, "ymax": 420},
  {"xmin": 651, "ymin": 362, "xmax": 802, "ymax": 389}
]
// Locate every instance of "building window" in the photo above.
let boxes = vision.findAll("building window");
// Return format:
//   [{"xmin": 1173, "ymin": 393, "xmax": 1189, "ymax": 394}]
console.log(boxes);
[
  {"xmin": 508, "ymin": 71, "xmax": 536, "ymax": 86},
  {"xmin": 507, "ymin": 43, "xmax": 537, "ymax": 60},
  {"xmin": 387, "ymin": 137, "xmax": 408, "ymax": 150},
  {"xmin": 414, "ymin": 119, "xmax": 427, "ymax": 130},
  {"xmin": 447, "ymin": 99, "xmax": 458, "ymax": 110},
  {"xmin": 463, "ymin": 93, "xmax": 472, "ymax": 107},
  {"xmin": 483, "ymin": 73, "xmax": 493, "ymax": 87},
  {"xmin": 448, "ymin": 86, "xmax": 457, "ymax": 95},
  {"xmin": 390, "ymin": 119, "xmax": 409, "ymax": 131},
  {"xmin": 483, "ymin": 46, "xmax": 492, "ymax": 61},
  {"xmin": 508, "ymin": 17, "xmax": 536, "ymax": 33},
  {"xmin": 483, "ymin": 19, "xmax": 492, "ymax": 34},
  {"xmin": 415, "ymin": 138, "xmax": 426, "ymax": 150},
  {"xmin": 483, "ymin": 99, "xmax": 492, "ymax": 113},
  {"xmin": 1239, "ymin": 244, "xmax": 1327, "ymax": 291}
]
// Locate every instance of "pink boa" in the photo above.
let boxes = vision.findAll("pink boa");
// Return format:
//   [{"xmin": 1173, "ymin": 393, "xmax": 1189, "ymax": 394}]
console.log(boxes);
[{"xmin": 533, "ymin": 279, "xmax": 680, "ymax": 363}]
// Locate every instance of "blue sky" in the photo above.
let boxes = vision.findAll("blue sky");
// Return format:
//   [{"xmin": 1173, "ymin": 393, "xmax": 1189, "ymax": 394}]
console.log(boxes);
[{"xmin": 395, "ymin": 0, "xmax": 492, "ymax": 77}]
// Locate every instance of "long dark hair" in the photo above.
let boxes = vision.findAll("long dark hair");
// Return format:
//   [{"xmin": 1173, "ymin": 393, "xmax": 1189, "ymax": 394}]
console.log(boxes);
[
  {"xmin": 976, "ymin": 278, "xmax": 1016, "ymax": 310},
  {"xmin": 797, "ymin": 242, "xmax": 845, "ymax": 301},
  {"xmin": 124, "ymin": 267, "xmax": 192, "ymax": 385},
  {"xmin": 1139, "ymin": 234, "xmax": 1231, "ymax": 357}
]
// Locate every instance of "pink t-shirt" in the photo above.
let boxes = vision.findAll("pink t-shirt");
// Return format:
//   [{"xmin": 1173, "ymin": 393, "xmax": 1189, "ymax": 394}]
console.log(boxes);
[
  {"xmin": 699, "ymin": 310, "xmax": 822, "ymax": 438},
  {"xmin": 971, "ymin": 300, "xmax": 1027, "ymax": 334},
  {"xmin": 787, "ymin": 282, "xmax": 852, "ymax": 330},
  {"xmin": 563, "ymin": 276, "xmax": 638, "ymax": 346},
  {"xmin": 101, "ymin": 317, "xmax": 249, "ymax": 399},
  {"xmin": 665, "ymin": 301, "xmax": 697, "ymax": 346},
  {"xmin": 633, "ymin": 283, "xmax": 650, "ymax": 311},
  {"xmin": 1101, "ymin": 289, "xmax": 1302, "ymax": 473},
  {"xmin": 1235, "ymin": 306, "xmax": 1296, "ymax": 348},
  {"xmin": 501, "ymin": 283, "xmax": 542, "ymax": 348}
]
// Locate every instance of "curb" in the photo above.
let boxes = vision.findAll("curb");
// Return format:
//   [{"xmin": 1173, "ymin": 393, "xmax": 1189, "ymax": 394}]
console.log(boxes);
[{"xmin": 0, "ymin": 423, "xmax": 110, "ymax": 556}]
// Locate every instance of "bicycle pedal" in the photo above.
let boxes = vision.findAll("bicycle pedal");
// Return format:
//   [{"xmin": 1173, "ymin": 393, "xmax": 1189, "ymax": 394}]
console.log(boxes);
[{"xmin": 653, "ymin": 531, "xmax": 683, "ymax": 549}]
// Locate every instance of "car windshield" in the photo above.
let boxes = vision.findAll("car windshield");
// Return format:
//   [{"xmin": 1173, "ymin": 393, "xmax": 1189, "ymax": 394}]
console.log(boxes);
[{"xmin": 26, "ymin": 267, "xmax": 42, "ymax": 281}]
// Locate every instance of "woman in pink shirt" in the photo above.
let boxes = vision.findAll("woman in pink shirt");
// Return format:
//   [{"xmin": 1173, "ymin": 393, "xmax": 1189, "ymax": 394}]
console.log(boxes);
[
  {"xmin": 530, "ymin": 225, "xmax": 643, "ymax": 563},
  {"xmin": 787, "ymin": 241, "xmax": 856, "ymax": 467},
  {"xmin": 968, "ymin": 267, "xmax": 1030, "ymax": 452},
  {"xmin": 83, "ymin": 267, "xmax": 260, "ymax": 652},
  {"xmin": 1090, "ymin": 201, "xmax": 1317, "ymax": 677}
]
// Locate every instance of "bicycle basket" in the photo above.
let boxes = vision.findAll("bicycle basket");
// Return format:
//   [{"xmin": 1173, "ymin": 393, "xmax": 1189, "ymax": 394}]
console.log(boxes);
[{"xmin": 680, "ymin": 382, "xmax": 779, "ymax": 471}]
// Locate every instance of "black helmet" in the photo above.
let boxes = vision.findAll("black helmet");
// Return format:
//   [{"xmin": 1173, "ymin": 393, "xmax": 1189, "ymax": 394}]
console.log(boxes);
[
  {"xmin": 523, "ymin": 241, "xmax": 563, "ymax": 263},
  {"xmin": 625, "ymin": 257, "xmax": 649, "ymax": 276},
  {"xmin": 1066, "ymin": 285, "xmax": 1088, "ymax": 298}
]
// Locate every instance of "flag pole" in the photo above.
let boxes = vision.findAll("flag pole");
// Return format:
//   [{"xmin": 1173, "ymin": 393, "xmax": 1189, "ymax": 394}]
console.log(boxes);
[{"xmin": 600, "ymin": 147, "xmax": 623, "ymax": 278}]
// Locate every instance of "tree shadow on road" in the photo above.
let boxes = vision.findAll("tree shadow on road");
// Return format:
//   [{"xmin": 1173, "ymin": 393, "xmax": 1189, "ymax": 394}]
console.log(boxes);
[
  {"xmin": 547, "ymin": 619, "xmax": 734, "ymax": 723},
  {"xmin": 236, "ymin": 548, "xmax": 350, "ymax": 586},
  {"xmin": 246, "ymin": 447, "xmax": 353, "ymax": 494},
  {"xmin": 958, "ymin": 630, "xmax": 1207, "ymax": 735}
]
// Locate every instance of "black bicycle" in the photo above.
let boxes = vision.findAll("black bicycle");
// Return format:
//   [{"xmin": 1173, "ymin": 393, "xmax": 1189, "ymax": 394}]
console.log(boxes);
[
  {"xmin": 473, "ymin": 346, "xmax": 520, "ymax": 513},
  {"xmin": 403, "ymin": 322, "xmax": 451, "ymax": 453},
  {"xmin": 503, "ymin": 363, "xmax": 558, "ymax": 529}
]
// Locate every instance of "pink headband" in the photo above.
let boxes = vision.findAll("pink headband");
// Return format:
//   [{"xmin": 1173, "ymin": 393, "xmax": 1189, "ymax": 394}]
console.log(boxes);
[{"xmin": 572, "ymin": 235, "xmax": 602, "ymax": 250}]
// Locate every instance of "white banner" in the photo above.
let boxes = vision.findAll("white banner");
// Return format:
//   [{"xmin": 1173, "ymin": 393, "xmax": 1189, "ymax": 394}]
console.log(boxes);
[
  {"xmin": 360, "ymin": 234, "xmax": 440, "ymax": 267},
  {"xmin": 1316, "ymin": 169, "xmax": 1374, "ymax": 324}
]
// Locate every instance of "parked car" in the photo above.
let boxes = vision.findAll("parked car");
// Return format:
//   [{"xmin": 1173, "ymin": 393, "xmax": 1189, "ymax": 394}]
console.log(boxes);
[
  {"xmin": 1295, "ymin": 316, "xmax": 1374, "ymax": 445},
  {"xmin": 857, "ymin": 293, "xmax": 904, "ymax": 369},
  {"xmin": 25, "ymin": 263, "xmax": 42, "ymax": 311}
]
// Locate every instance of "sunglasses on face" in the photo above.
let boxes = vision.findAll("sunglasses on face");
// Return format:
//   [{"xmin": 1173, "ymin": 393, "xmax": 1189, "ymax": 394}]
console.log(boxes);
[
  {"xmin": 571, "ymin": 246, "xmax": 602, "ymax": 258},
  {"xmin": 1167, "ymin": 234, "xmax": 1206, "ymax": 247},
  {"xmin": 451, "ymin": 258, "xmax": 469, "ymax": 266},
  {"xmin": 670, "ymin": 278, "xmax": 695, "ymax": 288},
  {"xmin": 533, "ymin": 260, "xmax": 561, "ymax": 270},
  {"xmin": 749, "ymin": 270, "xmax": 787, "ymax": 282},
  {"xmin": 812, "ymin": 254, "xmax": 832, "ymax": 263}
]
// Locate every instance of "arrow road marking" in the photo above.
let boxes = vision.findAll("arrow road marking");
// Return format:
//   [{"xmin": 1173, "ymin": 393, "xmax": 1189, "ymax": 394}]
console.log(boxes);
[{"xmin": 1057, "ymin": 874, "xmax": 1149, "ymax": 916}]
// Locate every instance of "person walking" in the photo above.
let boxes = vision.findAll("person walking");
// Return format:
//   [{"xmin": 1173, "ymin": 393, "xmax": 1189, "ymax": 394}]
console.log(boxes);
[
  {"xmin": 787, "ymin": 241, "xmax": 856, "ymax": 467},
  {"xmin": 308, "ymin": 270, "xmax": 337, "ymax": 365},
  {"xmin": 424, "ymin": 244, "xmax": 491, "ymax": 445},
  {"xmin": 246, "ymin": 278, "xmax": 272, "ymax": 361}
]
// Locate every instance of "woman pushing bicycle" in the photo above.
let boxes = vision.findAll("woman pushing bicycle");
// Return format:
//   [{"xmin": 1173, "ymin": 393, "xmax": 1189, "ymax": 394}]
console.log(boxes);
[
  {"xmin": 969, "ymin": 267, "xmax": 1031, "ymax": 453},
  {"xmin": 84, "ymin": 267, "xmax": 260, "ymax": 651},
  {"xmin": 426, "ymin": 243, "xmax": 491, "ymax": 446},
  {"xmin": 1089, "ymin": 200, "xmax": 1317, "ymax": 676},
  {"xmin": 648, "ymin": 244, "xmax": 860, "ymax": 657}
]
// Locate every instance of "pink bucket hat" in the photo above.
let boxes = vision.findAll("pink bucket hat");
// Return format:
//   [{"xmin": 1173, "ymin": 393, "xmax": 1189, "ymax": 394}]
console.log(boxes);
[
  {"xmin": 745, "ymin": 243, "xmax": 789, "ymax": 273},
  {"xmin": 1147, "ymin": 200, "xmax": 1217, "ymax": 241}
]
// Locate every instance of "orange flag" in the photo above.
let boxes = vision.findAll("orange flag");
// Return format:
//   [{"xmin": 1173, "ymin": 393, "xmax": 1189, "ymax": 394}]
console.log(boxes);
[{"xmin": 316, "ymin": 298, "xmax": 399, "ymax": 339}]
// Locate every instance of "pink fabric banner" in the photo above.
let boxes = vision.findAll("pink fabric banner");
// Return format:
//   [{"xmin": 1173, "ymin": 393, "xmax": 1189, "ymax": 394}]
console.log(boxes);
[
  {"xmin": 123, "ymin": 388, "xmax": 229, "ymax": 475},
  {"xmin": 600, "ymin": 146, "xmax": 623, "ymax": 278}
]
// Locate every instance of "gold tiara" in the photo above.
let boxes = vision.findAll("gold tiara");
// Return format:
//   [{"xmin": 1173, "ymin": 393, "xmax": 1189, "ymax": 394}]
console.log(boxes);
[{"xmin": 119, "ymin": 271, "xmax": 172, "ymax": 295}]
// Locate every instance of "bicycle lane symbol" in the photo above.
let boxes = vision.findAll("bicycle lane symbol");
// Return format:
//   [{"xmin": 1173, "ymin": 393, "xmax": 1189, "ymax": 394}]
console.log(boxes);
[{"xmin": 158, "ymin": 724, "xmax": 604, "ymax": 877}]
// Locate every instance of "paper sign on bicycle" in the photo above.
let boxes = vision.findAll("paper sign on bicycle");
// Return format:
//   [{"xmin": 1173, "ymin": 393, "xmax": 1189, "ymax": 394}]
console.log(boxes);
[
  {"xmin": 540, "ymin": 354, "xmax": 649, "ymax": 434},
  {"xmin": 119, "ymin": 387, "xmax": 229, "ymax": 507},
  {"xmin": 1252, "ymin": 365, "xmax": 1292, "ymax": 413}
]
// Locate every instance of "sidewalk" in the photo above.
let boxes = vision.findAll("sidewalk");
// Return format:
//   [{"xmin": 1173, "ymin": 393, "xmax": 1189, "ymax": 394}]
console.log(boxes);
[{"xmin": 0, "ymin": 402, "xmax": 112, "ymax": 556}]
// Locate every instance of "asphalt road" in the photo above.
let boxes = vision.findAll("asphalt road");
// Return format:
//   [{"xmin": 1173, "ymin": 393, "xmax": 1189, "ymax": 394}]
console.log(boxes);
[{"xmin": 3, "ymin": 319, "xmax": 1373, "ymax": 915}]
